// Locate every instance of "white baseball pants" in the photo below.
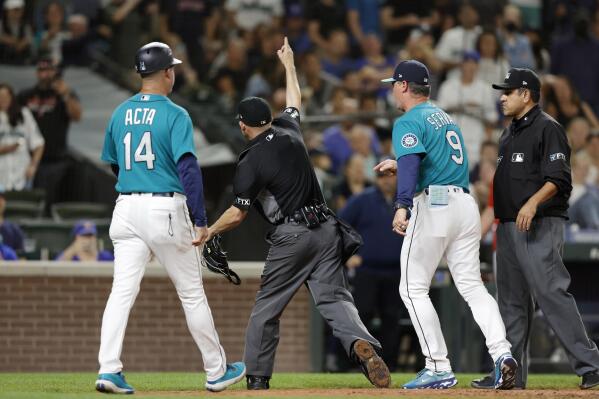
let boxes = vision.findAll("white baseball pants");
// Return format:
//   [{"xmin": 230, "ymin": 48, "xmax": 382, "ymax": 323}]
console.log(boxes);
[
  {"xmin": 399, "ymin": 188, "xmax": 511, "ymax": 372},
  {"xmin": 98, "ymin": 193, "xmax": 227, "ymax": 380}
]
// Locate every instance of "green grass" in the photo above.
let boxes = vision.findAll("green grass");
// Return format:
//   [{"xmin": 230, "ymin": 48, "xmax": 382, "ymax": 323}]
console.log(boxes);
[{"xmin": 0, "ymin": 372, "xmax": 583, "ymax": 399}]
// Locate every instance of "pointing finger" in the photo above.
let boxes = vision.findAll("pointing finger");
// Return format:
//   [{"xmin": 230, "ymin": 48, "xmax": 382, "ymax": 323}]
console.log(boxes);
[{"xmin": 284, "ymin": 36, "xmax": 289, "ymax": 47}]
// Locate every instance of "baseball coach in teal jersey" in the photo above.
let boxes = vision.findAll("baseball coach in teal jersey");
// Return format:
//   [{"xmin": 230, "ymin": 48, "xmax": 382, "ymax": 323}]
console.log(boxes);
[
  {"xmin": 96, "ymin": 42, "xmax": 245, "ymax": 395},
  {"xmin": 376, "ymin": 60, "xmax": 517, "ymax": 390}
]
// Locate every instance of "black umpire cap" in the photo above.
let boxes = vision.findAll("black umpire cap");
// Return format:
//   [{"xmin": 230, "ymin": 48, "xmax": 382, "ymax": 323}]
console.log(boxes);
[
  {"xmin": 135, "ymin": 42, "xmax": 182, "ymax": 75},
  {"xmin": 381, "ymin": 60, "xmax": 430, "ymax": 85},
  {"xmin": 237, "ymin": 97, "xmax": 273, "ymax": 127},
  {"xmin": 492, "ymin": 68, "xmax": 541, "ymax": 92}
]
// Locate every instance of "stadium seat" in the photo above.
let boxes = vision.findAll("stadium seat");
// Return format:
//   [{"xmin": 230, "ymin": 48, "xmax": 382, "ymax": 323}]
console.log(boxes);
[
  {"xmin": 3, "ymin": 189, "xmax": 46, "ymax": 220},
  {"xmin": 51, "ymin": 202, "xmax": 113, "ymax": 221}
]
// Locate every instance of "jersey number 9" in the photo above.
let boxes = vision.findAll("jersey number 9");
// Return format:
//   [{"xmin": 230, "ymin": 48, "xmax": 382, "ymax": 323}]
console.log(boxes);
[
  {"xmin": 123, "ymin": 131, "xmax": 156, "ymax": 170},
  {"xmin": 445, "ymin": 130, "xmax": 464, "ymax": 165}
]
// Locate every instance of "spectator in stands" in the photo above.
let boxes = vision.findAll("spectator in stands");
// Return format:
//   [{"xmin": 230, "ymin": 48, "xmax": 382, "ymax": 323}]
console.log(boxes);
[
  {"xmin": 209, "ymin": 37, "xmax": 250, "ymax": 94},
  {"xmin": 308, "ymin": 146, "xmax": 335, "ymax": 203},
  {"xmin": 525, "ymin": 29, "xmax": 550, "ymax": 74},
  {"xmin": 298, "ymin": 51, "xmax": 339, "ymax": 115},
  {"xmin": 469, "ymin": 140, "xmax": 498, "ymax": 184},
  {"xmin": 380, "ymin": 0, "xmax": 438, "ymax": 54},
  {"xmin": 306, "ymin": 0, "xmax": 347, "ymax": 52},
  {"xmin": 323, "ymin": 97, "xmax": 381, "ymax": 174},
  {"xmin": 550, "ymin": 10, "xmax": 599, "ymax": 115},
  {"xmin": 102, "ymin": 0, "xmax": 159, "ymax": 69},
  {"xmin": 569, "ymin": 155, "xmax": 591, "ymax": 206},
  {"xmin": 569, "ymin": 173, "xmax": 599, "ymax": 230},
  {"xmin": 55, "ymin": 220, "xmax": 113, "ymax": 262},
  {"xmin": 0, "ymin": 233, "xmax": 18, "ymax": 261},
  {"xmin": 159, "ymin": 0, "xmax": 220, "ymax": 75},
  {"xmin": 543, "ymin": 75, "xmax": 599, "ymax": 129},
  {"xmin": 0, "ymin": 0, "xmax": 32, "ymax": 65},
  {"xmin": 397, "ymin": 27, "xmax": 442, "ymax": 94},
  {"xmin": 339, "ymin": 165, "xmax": 403, "ymax": 371},
  {"xmin": 35, "ymin": 1, "xmax": 68, "ymax": 65},
  {"xmin": 346, "ymin": 0, "xmax": 381, "ymax": 45},
  {"xmin": 476, "ymin": 30, "xmax": 511, "ymax": 91},
  {"xmin": 18, "ymin": 58, "xmax": 82, "ymax": 213},
  {"xmin": 0, "ymin": 83, "xmax": 45, "ymax": 192},
  {"xmin": 284, "ymin": 3, "xmax": 311, "ymax": 56},
  {"xmin": 61, "ymin": 14, "xmax": 92, "ymax": 67},
  {"xmin": 0, "ymin": 189, "xmax": 26, "ymax": 254},
  {"xmin": 320, "ymin": 29, "xmax": 356, "ymax": 79},
  {"xmin": 471, "ymin": 158, "xmax": 496, "ymax": 212},
  {"xmin": 435, "ymin": 3, "xmax": 481, "ymax": 77},
  {"xmin": 349, "ymin": 124, "xmax": 377, "ymax": 182},
  {"xmin": 567, "ymin": 117, "xmax": 592, "ymax": 155},
  {"xmin": 332, "ymin": 153, "xmax": 371, "ymax": 211},
  {"xmin": 583, "ymin": 132, "xmax": 599, "ymax": 185},
  {"xmin": 437, "ymin": 51, "xmax": 498, "ymax": 168},
  {"xmin": 355, "ymin": 34, "xmax": 395, "ymax": 98},
  {"xmin": 225, "ymin": 0, "xmax": 283, "ymax": 33},
  {"xmin": 497, "ymin": 4, "xmax": 536, "ymax": 69}
]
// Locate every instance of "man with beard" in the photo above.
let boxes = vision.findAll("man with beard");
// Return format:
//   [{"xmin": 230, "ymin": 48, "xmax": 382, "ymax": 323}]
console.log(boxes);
[{"xmin": 18, "ymin": 58, "xmax": 82, "ymax": 211}]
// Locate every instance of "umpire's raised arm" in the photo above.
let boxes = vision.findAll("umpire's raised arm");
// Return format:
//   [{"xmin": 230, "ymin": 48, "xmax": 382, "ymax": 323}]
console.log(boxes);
[{"xmin": 277, "ymin": 37, "xmax": 301, "ymax": 110}]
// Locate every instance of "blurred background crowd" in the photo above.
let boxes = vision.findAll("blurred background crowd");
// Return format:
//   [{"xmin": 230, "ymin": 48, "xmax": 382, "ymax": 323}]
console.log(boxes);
[
  {"xmin": 1, "ymin": 0, "xmax": 599, "ymax": 375},
  {"xmin": 1, "ymin": 0, "xmax": 599, "ymax": 257}
]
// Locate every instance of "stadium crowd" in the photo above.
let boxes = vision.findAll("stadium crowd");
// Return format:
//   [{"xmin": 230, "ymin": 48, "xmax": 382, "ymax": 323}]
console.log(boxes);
[{"xmin": 0, "ymin": 1, "xmax": 598, "ymax": 240}]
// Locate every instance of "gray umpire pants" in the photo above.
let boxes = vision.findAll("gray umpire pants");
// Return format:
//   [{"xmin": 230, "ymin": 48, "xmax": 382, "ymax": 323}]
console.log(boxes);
[
  {"xmin": 496, "ymin": 217, "xmax": 599, "ymax": 386},
  {"xmin": 243, "ymin": 218, "xmax": 380, "ymax": 377}
]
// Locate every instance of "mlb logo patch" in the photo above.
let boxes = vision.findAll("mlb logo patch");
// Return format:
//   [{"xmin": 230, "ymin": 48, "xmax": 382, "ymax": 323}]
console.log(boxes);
[
  {"xmin": 139, "ymin": 61, "xmax": 146, "ymax": 71},
  {"xmin": 141, "ymin": 95, "xmax": 150, "ymax": 101},
  {"xmin": 511, "ymin": 153, "xmax": 525, "ymax": 163}
]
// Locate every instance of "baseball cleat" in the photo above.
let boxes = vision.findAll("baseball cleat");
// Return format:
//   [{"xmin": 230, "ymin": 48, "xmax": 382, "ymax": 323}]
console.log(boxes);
[
  {"xmin": 353, "ymin": 339, "xmax": 391, "ymax": 388},
  {"xmin": 403, "ymin": 368, "xmax": 458, "ymax": 389},
  {"xmin": 493, "ymin": 353, "xmax": 518, "ymax": 389},
  {"xmin": 205, "ymin": 362, "xmax": 246, "ymax": 392},
  {"xmin": 95, "ymin": 372, "xmax": 135, "ymax": 394},
  {"xmin": 580, "ymin": 371, "xmax": 599, "ymax": 389},
  {"xmin": 247, "ymin": 375, "xmax": 270, "ymax": 390}
]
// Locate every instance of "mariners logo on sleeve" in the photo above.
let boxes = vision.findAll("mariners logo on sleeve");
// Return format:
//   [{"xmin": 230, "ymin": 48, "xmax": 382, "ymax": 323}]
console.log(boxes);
[{"xmin": 401, "ymin": 133, "xmax": 418, "ymax": 148}]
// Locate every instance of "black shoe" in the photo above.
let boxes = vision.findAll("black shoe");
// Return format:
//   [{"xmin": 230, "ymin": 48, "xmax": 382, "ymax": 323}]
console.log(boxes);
[
  {"xmin": 580, "ymin": 371, "xmax": 599, "ymax": 389},
  {"xmin": 352, "ymin": 339, "xmax": 391, "ymax": 388},
  {"xmin": 471, "ymin": 374, "xmax": 494, "ymax": 389},
  {"xmin": 472, "ymin": 373, "xmax": 526, "ymax": 389},
  {"xmin": 247, "ymin": 375, "xmax": 270, "ymax": 390}
]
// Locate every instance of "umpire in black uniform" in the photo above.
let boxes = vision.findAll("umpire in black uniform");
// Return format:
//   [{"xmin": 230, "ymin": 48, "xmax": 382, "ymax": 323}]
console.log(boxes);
[
  {"xmin": 471, "ymin": 68, "xmax": 599, "ymax": 390},
  {"xmin": 201, "ymin": 38, "xmax": 390, "ymax": 390}
]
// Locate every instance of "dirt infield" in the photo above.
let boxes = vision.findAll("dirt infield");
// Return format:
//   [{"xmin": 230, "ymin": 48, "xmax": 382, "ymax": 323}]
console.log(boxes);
[{"xmin": 139, "ymin": 388, "xmax": 597, "ymax": 398}]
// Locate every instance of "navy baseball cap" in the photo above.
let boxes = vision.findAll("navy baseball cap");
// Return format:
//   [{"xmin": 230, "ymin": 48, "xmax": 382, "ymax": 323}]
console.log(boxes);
[
  {"xmin": 73, "ymin": 220, "xmax": 97, "ymax": 236},
  {"xmin": 381, "ymin": 60, "xmax": 430, "ymax": 85},
  {"xmin": 237, "ymin": 97, "xmax": 273, "ymax": 127},
  {"xmin": 463, "ymin": 50, "xmax": 480, "ymax": 62},
  {"xmin": 492, "ymin": 68, "xmax": 541, "ymax": 92}
]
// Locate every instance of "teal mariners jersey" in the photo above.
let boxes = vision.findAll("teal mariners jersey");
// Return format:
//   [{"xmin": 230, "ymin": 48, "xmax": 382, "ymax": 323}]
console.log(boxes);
[
  {"xmin": 101, "ymin": 93, "xmax": 195, "ymax": 193},
  {"xmin": 392, "ymin": 101, "xmax": 469, "ymax": 192}
]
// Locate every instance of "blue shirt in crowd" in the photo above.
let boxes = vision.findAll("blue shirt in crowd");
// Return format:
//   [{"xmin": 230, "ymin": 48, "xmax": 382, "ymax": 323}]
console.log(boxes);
[{"xmin": 339, "ymin": 186, "xmax": 403, "ymax": 275}]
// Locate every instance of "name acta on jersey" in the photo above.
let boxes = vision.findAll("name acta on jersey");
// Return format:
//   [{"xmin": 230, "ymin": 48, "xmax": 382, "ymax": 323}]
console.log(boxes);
[{"xmin": 125, "ymin": 108, "xmax": 156, "ymax": 126}]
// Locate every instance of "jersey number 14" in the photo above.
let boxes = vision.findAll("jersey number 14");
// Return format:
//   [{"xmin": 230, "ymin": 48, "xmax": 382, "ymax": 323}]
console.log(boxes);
[{"xmin": 123, "ymin": 131, "xmax": 155, "ymax": 170}]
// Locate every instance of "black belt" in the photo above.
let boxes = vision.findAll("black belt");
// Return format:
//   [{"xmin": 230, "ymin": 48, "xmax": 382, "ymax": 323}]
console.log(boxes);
[
  {"xmin": 278, "ymin": 203, "xmax": 329, "ymax": 227},
  {"xmin": 121, "ymin": 192, "xmax": 175, "ymax": 197}
]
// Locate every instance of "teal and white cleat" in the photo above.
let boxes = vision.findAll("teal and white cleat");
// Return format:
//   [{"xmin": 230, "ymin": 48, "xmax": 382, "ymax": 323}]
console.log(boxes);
[
  {"xmin": 205, "ymin": 362, "xmax": 246, "ymax": 392},
  {"xmin": 494, "ymin": 353, "xmax": 518, "ymax": 389},
  {"xmin": 95, "ymin": 372, "xmax": 135, "ymax": 394},
  {"xmin": 403, "ymin": 368, "xmax": 458, "ymax": 389}
]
